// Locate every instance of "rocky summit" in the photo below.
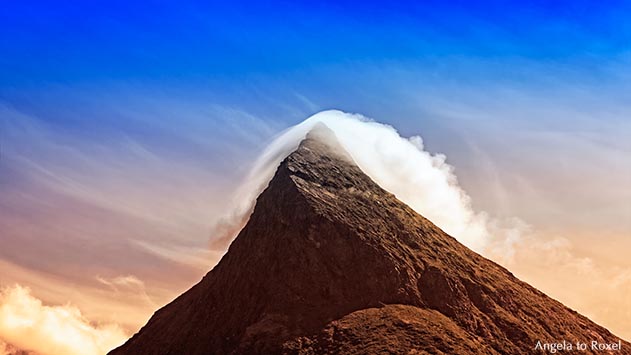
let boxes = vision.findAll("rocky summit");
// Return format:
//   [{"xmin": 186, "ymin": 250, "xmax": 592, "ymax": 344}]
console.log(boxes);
[{"xmin": 110, "ymin": 125, "xmax": 629, "ymax": 355}]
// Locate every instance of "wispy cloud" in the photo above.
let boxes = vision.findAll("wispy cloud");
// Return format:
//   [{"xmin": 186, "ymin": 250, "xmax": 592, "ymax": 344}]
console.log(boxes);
[{"xmin": 95, "ymin": 275, "xmax": 157, "ymax": 310}]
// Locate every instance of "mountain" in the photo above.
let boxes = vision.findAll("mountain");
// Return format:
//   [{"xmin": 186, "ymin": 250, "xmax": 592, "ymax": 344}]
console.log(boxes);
[{"xmin": 110, "ymin": 125, "xmax": 629, "ymax": 354}]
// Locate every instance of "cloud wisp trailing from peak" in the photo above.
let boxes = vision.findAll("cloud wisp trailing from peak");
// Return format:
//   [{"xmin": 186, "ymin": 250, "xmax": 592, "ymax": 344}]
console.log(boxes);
[
  {"xmin": 208, "ymin": 109, "xmax": 631, "ymax": 340},
  {"xmin": 0, "ymin": 285, "xmax": 128, "ymax": 355},
  {"xmin": 210, "ymin": 109, "xmax": 520, "ymax": 258}
]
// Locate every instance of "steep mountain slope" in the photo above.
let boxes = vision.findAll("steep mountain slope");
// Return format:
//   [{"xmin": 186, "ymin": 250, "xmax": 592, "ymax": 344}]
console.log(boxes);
[{"xmin": 111, "ymin": 126, "xmax": 629, "ymax": 354}]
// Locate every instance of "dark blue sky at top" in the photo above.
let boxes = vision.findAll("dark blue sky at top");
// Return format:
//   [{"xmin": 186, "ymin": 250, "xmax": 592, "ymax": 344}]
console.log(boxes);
[{"xmin": 1, "ymin": 0, "xmax": 629, "ymax": 85}]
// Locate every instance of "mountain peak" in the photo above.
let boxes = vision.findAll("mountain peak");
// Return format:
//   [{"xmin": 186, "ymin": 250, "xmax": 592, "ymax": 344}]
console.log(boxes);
[
  {"xmin": 284, "ymin": 123, "xmax": 388, "ymax": 197},
  {"xmin": 111, "ymin": 130, "xmax": 629, "ymax": 355}
]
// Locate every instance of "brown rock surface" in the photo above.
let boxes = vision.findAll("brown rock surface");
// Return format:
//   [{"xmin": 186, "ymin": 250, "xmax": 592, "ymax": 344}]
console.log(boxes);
[{"xmin": 110, "ymin": 126, "xmax": 630, "ymax": 354}]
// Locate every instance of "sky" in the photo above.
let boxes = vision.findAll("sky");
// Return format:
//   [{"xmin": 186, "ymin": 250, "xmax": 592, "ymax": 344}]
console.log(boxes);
[{"xmin": 1, "ymin": 1, "xmax": 630, "ymax": 353}]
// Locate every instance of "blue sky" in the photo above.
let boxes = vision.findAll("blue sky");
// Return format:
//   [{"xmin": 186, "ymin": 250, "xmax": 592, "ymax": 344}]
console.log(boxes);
[
  {"xmin": 1, "ymin": 0, "xmax": 629, "ymax": 128},
  {"xmin": 1, "ymin": 0, "xmax": 631, "ymax": 343},
  {"xmin": 2, "ymin": 0, "xmax": 629, "ymax": 155}
]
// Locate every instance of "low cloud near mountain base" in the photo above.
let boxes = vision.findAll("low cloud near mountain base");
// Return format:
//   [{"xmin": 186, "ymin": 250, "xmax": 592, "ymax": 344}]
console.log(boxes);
[{"xmin": 0, "ymin": 285, "xmax": 127, "ymax": 355}]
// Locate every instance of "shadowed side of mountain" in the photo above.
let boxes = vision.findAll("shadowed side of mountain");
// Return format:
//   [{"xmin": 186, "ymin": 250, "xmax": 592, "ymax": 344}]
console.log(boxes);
[{"xmin": 110, "ymin": 125, "xmax": 629, "ymax": 355}]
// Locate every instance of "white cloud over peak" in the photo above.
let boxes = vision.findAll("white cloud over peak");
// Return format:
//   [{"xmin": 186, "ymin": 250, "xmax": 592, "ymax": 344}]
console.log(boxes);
[{"xmin": 211, "ymin": 109, "xmax": 520, "ymax": 256}]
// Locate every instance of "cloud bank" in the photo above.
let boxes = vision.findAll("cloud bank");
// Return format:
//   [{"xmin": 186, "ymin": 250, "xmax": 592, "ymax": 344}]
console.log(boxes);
[{"xmin": 0, "ymin": 285, "xmax": 127, "ymax": 355}]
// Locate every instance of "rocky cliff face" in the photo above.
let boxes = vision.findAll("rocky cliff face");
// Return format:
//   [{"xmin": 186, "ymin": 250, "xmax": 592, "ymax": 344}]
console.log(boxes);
[{"xmin": 110, "ymin": 126, "xmax": 629, "ymax": 355}]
